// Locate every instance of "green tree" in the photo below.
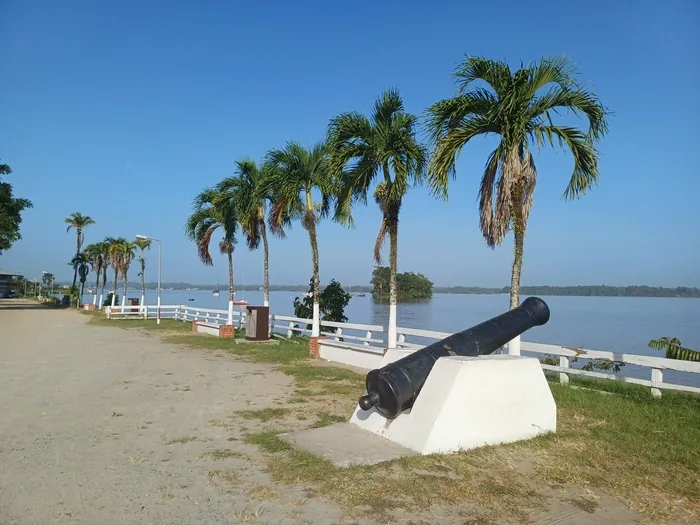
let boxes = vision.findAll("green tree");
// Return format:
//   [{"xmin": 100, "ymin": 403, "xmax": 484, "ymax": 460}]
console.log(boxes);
[
  {"xmin": 328, "ymin": 89, "xmax": 427, "ymax": 348},
  {"xmin": 134, "ymin": 237, "xmax": 152, "ymax": 306},
  {"xmin": 218, "ymin": 158, "xmax": 287, "ymax": 307},
  {"xmin": 293, "ymin": 278, "xmax": 352, "ymax": 330},
  {"xmin": 65, "ymin": 212, "xmax": 96, "ymax": 292},
  {"xmin": 68, "ymin": 252, "xmax": 89, "ymax": 306},
  {"xmin": 185, "ymin": 187, "xmax": 238, "ymax": 318},
  {"xmin": 84, "ymin": 242, "xmax": 106, "ymax": 305},
  {"xmin": 649, "ymin": 337, "xmax": 700, "ymax": 362},
  {"xmin": 107, "ymin": 237, "xmax": 135, "ymax": 307},
  {"xmin": 426, "ymin": 56, "xmax": 609, "ymax": 312},
  {"xmin": 264, "ymin": 141, "xmax": 340, "ymax": 337},
  {"xmin": 0, "ymin": 161, "xmax": 33, "ymax": 255},
  {"xmin": 371, "ymin": 266, "xmax": 433, "ymax": 300},
  {"xmin": 41, "ymin": 272, "xmax": 55, "ymax": 291}
]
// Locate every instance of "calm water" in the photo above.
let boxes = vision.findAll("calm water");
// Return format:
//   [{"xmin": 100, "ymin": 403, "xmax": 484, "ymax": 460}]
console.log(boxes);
[{"xmin": 103, "ymin": 289, "xmax": 700, "ymax": 386}]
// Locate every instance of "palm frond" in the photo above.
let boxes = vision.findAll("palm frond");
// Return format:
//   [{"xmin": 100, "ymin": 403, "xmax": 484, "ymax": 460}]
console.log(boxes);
[
  {"xmin": 649, "ymin": 337, "xmax": 700, "ymax": 362},
  {"xmin": 453, "ymin": 56, "xmax": 512, "ymax": 98}
]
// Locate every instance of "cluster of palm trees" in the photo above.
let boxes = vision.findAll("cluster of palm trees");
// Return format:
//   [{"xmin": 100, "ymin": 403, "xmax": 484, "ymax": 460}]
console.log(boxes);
[
  {"xmin": 186, "ymin": 56, "xmax": 609, "ymax": 348},
  {"xmin": 65, "ymin": 212, "xmax": 151, "ymax": 308}
]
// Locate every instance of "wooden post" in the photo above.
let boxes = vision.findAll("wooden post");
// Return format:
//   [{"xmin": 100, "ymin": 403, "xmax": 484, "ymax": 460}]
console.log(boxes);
[
  {"xmin": 559, "ymin": 356, "xmax": 570, "ymax": 385},
  {"xmin": 364, "ymin": 330, "xmax": 372, "ymax": 346},
  {"xmin": 651, "ymin": 368, "xmax": 663, "ymax": 398},
  {"xmin": 334, "ymin": 327, "xmax": 342, "ymax": 341},
  {"xmin": 143, "ymin": 305, "xmax": 148, "ymax": 320},
  {"xmin": 398, "ymin": 334, "xmax": 406, "ymax": 347},
  {"xmin": 287, "ymin": 321, "xmax": 294, "ymax": 339}
]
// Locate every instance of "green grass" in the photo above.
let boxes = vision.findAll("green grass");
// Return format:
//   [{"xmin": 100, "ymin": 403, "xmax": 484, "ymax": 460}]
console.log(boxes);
[
  {"xmin": 81, "ymin": 310, "xmax": 193, "ymax": 333},
  {"xmin": 87, "ymin": 314, "xmax": 700, "ymax": 521},
  {"xmin": 236, "ymin": 407, "xmax": 290, "ymax": 422}
]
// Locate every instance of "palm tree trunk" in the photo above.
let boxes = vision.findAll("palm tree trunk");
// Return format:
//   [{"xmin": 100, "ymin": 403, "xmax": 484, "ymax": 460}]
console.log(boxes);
[
  {"xmin": 100, "ymin": 268, "xmax": 107, "ymax": 309},
  {"xmin": 308, "ymin": 220, "xmax": 320, "ymax": 338},
  {"xmin": 111, "ymin": 269, "xmax": 118, "ymax": 307},
  {"xmin": 261, "ymin": 221, "xmax": 270, "ymax": 307},
  {"xmin": 508, "ymin": 182, "xmax": 526, "ymax": 355},
  {"xmin": 122, "ymin": 270, "xmax": 128, "ymax": 308},
  {"xmin": 388, "ymin": 209, "xmax": 399, "ymax": 349},
  {"xmin": 140, "ymin": 260, "xmax": 146, "ymax": 307},
  {"xmin": 227, "ymin": 249, "xmax": 235, "ymax": 325},
  {"xmin": 72, "ymin": 229, "xmax": 82, "ymax": 291}
]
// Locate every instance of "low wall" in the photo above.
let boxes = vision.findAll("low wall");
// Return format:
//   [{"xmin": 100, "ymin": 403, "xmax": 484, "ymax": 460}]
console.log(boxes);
[{"xmin": 318, "ymin": 340, "xmax": 387, "ymax": 370}]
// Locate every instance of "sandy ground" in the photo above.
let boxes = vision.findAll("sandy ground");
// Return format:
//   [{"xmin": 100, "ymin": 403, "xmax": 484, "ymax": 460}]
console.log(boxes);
[
  {"xmin": 0, "ymin": 300, "xmax": 344, "ymax": 525},
  {"xmin": 0, "ymin": 299, "xmax": 647, "ymax": 525}
]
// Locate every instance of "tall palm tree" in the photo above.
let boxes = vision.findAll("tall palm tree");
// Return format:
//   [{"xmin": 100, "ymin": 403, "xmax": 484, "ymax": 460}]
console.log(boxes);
[
  {"xmin": 185, "ymin": 187, "xmax": 238, "ymax": 322},
  {"xmin": 84, "ymin": 242, "xmax": 106, "ymax": 306},
  {"xmin": 218, "ymin": 158, "xmax": 288, "ymax": 307},
  {"xmin": 426, "ymin": 56, "xmax": 609, "ymax": 318},
  {"xmin": 69, "ymin": 251, "xmax": 89, "ymax": 306},
  {"xmin": 264, "ymin": 141, "xmax": 340, "ymax": 337},
  {"xmin": 134, "ymin": 237, "xmax": 152, "ymax": 307},
  {"xmin": 106, "ymin": 237, "xmax": 134, "ymax": 307},
  {"xmin": 65, "ymin": 212, "xmax": 95, "ymax": 292},
  {"xmin": 99, "ymin": 238, "xmax": 113, "ymax": 308},
  {"xmin": 327, "ymin": 89, "xmax": 427, "ymax": 349}
]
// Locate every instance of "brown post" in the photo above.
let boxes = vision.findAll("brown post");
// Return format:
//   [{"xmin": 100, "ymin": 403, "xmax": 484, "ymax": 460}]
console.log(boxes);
[
  {"xmin": 192, "ymin": 320, "xmax": 198, "ymax": 333},
  {"xmin": 219, "ymin": 325, "xmax": 235, "ymax": 338}
]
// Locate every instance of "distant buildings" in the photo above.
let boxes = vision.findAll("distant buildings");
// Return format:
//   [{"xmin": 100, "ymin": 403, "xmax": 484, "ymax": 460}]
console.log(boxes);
[{"xmin": 0, "ymin": 268, "xmax": 22, "ymax": 296}]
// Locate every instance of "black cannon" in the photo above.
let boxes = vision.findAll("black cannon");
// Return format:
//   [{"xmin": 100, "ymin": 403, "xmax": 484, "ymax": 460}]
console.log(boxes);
[{"xmin": 358, "ymin": 297, "xmax": 551, "ymax": 419}]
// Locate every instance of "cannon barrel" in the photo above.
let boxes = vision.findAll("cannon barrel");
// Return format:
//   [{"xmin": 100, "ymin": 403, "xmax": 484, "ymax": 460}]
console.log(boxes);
[{"xmin": 358, "ymin": 297, "xmax": 551, "ymax": 419}]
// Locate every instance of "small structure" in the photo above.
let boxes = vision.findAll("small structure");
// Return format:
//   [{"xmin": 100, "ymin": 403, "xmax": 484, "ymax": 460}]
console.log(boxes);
[
  {"xmin": 0, "ymin": 268, "xmax": 22, "ymax": 297},
  {"xmin": 192, "ymin": 320, "xmax": 235, "ymax": 338},
  {"xmin": 245, "ymin": 305, "xmax": 269, "ymax": 341}
]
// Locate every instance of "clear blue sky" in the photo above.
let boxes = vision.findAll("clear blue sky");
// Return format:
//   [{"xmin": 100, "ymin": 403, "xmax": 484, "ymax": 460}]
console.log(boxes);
[{"xmin": 2, "ymin": 0, "xmax": 698, "ymax": 287}]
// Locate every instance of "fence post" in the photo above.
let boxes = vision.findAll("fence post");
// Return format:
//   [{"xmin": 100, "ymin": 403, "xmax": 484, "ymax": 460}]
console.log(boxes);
[
  {"xmin": 106, "ymin": 306, "xmax": 111, "ymax": 319},
  {"xmin": 195, "ymin": 310, "xmax": 200, "ymax": 321},
  {"xmin": 287, "ymin": 321, "xmax": 294, "ymax": 338},
  {"xmin": 398, "ymin": 333, "xmax": 406, "ymax": 347},
  {"xmin": 143, "ymin": 305, "xmax": 148, "ymax": 320},
  {"xmin": 651, "ymin": 368, "xmax": 663, "ymax": 398},
  {"xmin": 364, "ymin": 330, "xmax": 372, "ymax": 346},
  {"xmin": 559, "ymin": 356, "xmax": 570, "ymax": 385},
  {"xmin": 334, "ymin": 327, "xmax": 342, "ymax": 341}
]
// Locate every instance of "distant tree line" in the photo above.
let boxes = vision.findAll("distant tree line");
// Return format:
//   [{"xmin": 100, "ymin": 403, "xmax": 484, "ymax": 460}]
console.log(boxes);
[
  {"xmin": 432, "ymin": 285, "xmax": 700, "ymax": 298},
  {"xmin": 371, "ymin": 267, "xmax": 433, "ymax": 300}
]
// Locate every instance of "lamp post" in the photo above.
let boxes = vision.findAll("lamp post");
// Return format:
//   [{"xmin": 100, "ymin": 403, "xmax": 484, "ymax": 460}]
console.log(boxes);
[{"xmin": 136, "ymin": 234, "xmax": 161, "ymax": 324}]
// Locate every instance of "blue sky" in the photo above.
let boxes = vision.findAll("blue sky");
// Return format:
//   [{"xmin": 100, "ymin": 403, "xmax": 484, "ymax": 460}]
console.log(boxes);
[{"xmin": 1, "ymin": 0, "xmax": 698, "ymax": 287}]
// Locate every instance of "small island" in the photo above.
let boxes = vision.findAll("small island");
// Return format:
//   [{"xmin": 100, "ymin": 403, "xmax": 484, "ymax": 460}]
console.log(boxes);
[{"xmin": 371, "ymin": 266, "xmax": 433, "ymax": 300}]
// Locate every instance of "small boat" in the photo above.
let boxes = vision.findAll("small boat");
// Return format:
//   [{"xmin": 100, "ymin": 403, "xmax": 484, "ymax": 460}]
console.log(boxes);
[
  {"xmin": 212, "ymin": 278, "xmax": 220, "ymax": 297},
  {"xmin": 188, "ymin": 298, "xmax": 195, "ymax": 301}
]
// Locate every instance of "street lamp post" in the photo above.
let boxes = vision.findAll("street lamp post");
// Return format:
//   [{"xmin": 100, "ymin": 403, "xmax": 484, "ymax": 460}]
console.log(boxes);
[{"xmin": 136, "ymin": 234, "xmax": 161, "ymax": 324}]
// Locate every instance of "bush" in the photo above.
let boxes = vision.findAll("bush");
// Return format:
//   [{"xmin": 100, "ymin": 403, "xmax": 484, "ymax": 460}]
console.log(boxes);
[
  {"xmin": 103, "ymin": 293, "xmax": 119, "ymax": 307},
  {"xmin": 293, "ymin": 278, "xmax": 352, "ymax": 330}
]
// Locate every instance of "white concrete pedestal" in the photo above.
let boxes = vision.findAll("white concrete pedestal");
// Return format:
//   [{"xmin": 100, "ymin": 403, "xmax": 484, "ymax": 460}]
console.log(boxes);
[{"xmin": 350, "ymin": 354, "xmax": 556, "ymax": 455}]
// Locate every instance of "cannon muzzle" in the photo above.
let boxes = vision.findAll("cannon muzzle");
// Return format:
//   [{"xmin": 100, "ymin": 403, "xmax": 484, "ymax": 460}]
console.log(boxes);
[{"xmin": 359, "ymin": 297, "xmax": 550, "ymax": 419}]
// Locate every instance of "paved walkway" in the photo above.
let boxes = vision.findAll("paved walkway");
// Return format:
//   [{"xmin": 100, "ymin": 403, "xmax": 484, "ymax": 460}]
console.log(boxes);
[{"xmin": 0, "ymin": 300, "xmax": 647, "ymax": 524}]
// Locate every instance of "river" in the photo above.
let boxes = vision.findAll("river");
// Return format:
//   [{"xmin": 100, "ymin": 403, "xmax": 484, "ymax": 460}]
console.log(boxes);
[{"xmin": 93, "ymin": 288, "xmax": 700, "ymax": 387}]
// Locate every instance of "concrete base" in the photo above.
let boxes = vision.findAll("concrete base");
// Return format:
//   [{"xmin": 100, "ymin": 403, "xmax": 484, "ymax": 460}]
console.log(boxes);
[
  {"xmin": 192, "ymin": 321, "xmax": 235, "ymax": 338},
  {"xmin": 278, "ymin": 423, "xmax": 417, "ymax": 467},
  {"xmin": 350, "ymin": 354, "xmax": 556, "ymax": 455}
]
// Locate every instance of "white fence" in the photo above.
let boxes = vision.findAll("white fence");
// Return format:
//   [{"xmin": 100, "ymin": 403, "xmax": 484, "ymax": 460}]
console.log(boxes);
[
  {"xmin": 101, "ymin": 305, "xmax": 700, "ymax": 398},
  {"xmin": 394, "ymin": 325, "xmax": 700, "ymax": 398}
]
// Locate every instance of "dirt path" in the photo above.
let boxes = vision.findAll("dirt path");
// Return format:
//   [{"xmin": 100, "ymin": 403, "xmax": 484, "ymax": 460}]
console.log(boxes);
[
  {"xmin": 0, "ymin": 300, "xmax": 343, "ymax": 524},
  {"xmin": 1, "ymin": 300, "xmax": 649, "ymax": 525}
]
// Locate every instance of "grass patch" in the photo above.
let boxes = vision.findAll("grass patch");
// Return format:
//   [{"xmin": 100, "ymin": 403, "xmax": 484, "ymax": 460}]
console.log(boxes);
[
  {"xmin": 83, "ymin": 311, "xmax": 192, "ymax": 333},
  {"xmin": 205, "ymin": 449, "xmax": 248, "ymax": 460},
  {"xmin": 166, "ymin": 436, "xmax": 197, "ymax": 445},
  {"xmin": 309, "ymin": 412, "xmax": 346, "ymax": 428},
  {"xmin": 207, "ymin": 469, "xmax": 240, "ymax": 484},
  {"xmin": 236, "ymin": 407, "xmax": 290, "ymax": 422}
]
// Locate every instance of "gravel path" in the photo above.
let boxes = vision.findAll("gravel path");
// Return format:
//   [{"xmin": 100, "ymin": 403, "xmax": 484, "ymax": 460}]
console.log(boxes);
[{"xmin": 0, "ymin": 300, "xmax": 342, "ymax": 525}]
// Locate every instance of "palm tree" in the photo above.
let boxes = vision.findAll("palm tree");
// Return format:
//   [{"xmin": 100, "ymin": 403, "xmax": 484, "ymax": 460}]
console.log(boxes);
[
  {"xmin": 69, "ymin": 252, "xmax": 89, "ymax": 306},
  {"xmin": 65, "ymin": 212, "xmax": 95, "ymax": 292},
  {"xmin": 264, "ymin": 141, "xmax": 340, "ymax": 337},
  {"xmin": 218, "ymin": 159, "xmax": 287, "ymax": 307},
  {"xmin": 327, "ymin": 89, "xmax": 427, "ymax": 349},
  {"xmin": 426, "ymin": 56, "xmax": 609, "ymax": 317},
  {"xmin": 99, "ymin": 238, "xmax": 113, "ymax": 308},
  {"xmin": 185, "ymin": 187, "xmax": 238, "ymax": 322},
  {"xmin": 134, "ymin": 237, "xmax": 152, "ymax": 307},
  {"xmin": 106, "ymin": 237, "xmax": 134, "ymax": 307},
  {"xmin": 649, "ymin": 337, "xmax": 700, "ymax": 362},
  {"xmin": 84, "ymin": 242, "xmax": 106, "ymax": 306}
]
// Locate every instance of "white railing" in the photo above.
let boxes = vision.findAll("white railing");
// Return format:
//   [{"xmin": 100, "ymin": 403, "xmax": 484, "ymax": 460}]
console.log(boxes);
[
  {"xmin": 269, "ymin": 315, "xmax": 384, "ymax": 345},
  {"xmin": 100, "ymin": 307, "xmax": 700, "ymax": 398},
  {"xmin": 395, "ymin": 325, "xmax": 700, "ymax": 398}
]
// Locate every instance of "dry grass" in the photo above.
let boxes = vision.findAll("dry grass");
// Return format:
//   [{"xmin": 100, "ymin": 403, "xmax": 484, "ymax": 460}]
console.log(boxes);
[
  {"xmin": 91, "ymin": 318, "xmax": 700, "ymax": 522},
  {"xmin": 236, "ymin": 407, "xmax": 290, "ymax": 422},
  {"xmin": 166, "ymin": 436, "xmax": 197, "ymax": 445}
]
